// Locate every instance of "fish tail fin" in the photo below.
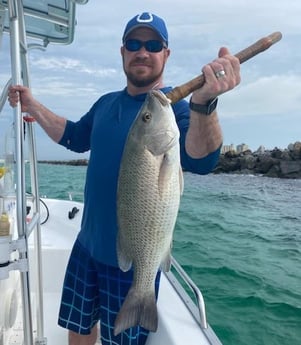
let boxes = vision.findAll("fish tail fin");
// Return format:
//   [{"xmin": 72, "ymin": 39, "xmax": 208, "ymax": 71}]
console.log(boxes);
[{"xmin": 114, "ymin": 288, "xmax": 158, "ymax": 336}]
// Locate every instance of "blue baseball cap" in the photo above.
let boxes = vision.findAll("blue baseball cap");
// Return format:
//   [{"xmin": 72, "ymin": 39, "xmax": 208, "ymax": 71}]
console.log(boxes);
[{"xmin": 122, "ymin": 12, "xmax": 168, "ymax": 46}]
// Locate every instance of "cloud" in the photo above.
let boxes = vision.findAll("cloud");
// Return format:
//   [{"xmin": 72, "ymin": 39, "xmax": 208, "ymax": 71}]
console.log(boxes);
[
  {"xmin": 220, "ymin": 73, "xmax": 301, "ymax": 118},
  {"xmin": 32, "ymin": 79, "xmax": 98, "ymax": 97},
  {"xmin": 31, "ymin": 56, "xmax": 117, "ymax": 77},
  {"xmin": 33, "ymin": 57, "xmax": 81, "ymax": 70}
]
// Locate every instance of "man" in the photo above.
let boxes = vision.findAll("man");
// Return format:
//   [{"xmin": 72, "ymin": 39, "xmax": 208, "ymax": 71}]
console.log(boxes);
[{"xmin": 9, "ymin": 12, "xmax": 240, "ymax": 345}]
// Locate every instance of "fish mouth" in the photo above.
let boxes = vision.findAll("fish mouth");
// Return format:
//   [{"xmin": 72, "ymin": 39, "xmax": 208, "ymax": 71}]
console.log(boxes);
[{"xmin": 149, "ymin": 89, "xmax": 171, "ymax": 107}]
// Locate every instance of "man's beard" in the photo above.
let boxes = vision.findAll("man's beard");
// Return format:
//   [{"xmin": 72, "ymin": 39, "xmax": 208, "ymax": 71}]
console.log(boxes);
[{"xmin": 124, "ymin": 61, "xmax": 165, "ymax": 88}]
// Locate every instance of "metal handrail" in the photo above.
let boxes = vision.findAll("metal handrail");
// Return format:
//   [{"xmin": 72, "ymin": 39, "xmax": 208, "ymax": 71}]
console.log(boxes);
[
  {"xmin": 169, "ymin": 256, "xmax": 208, "ymax": 329},
  {"xmin": 16, "ymin": 1, "xmax": 45, "ymax": 341},
  {"xmin": 8, "ymin": 1, "xmax": 34, "ymax": 344}
]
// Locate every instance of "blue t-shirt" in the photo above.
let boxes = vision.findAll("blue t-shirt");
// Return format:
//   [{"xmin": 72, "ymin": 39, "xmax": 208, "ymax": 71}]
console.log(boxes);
[{"xmin": 59, "ymin": 87, "xmax": 220, "ymax": 266}]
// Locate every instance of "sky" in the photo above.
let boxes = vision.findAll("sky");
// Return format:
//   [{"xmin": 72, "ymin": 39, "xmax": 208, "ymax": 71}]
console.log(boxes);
[{"xmin": 0, "ymin": 0, "xmax": 300, "ymax": 160}]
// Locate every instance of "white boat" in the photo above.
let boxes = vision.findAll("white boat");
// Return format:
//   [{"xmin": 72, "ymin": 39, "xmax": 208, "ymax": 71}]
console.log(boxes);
[{"xmin": 0, "ymin": 1, "xmax": 222, "ymax": 344}]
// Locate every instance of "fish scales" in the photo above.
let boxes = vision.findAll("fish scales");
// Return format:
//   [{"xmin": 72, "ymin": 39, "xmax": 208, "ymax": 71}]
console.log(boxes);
[{"xmin": 114, "ymin": 90, "xmax": 183, "ymax": 335}]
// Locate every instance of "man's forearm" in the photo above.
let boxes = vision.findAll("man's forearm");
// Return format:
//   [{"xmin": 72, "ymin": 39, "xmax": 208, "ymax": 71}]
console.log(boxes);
[
  {"xmin": 185, "ymin": 110, "xmax": 223, "ymax": 159},
  {"xmin": 29, "ymin": 102, "xmax": 67, "ymax": 143}
]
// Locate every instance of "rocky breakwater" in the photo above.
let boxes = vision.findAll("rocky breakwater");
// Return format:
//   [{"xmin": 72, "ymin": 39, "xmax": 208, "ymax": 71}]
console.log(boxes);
[{"xmin": 214, "ymin": 142, "xmax": 301, "ymax": 179}]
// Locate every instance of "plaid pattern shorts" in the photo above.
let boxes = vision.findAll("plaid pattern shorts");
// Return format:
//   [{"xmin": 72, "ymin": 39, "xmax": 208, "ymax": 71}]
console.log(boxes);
[{"xmin": 58, "ymin": 239, "xmax": 161, "ymax": 345}]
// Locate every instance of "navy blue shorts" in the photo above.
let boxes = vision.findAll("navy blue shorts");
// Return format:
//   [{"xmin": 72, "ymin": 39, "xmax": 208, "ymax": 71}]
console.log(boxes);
[{"xmin": 58, "ymin": 239, "xmax": 161, "ymax": 345}]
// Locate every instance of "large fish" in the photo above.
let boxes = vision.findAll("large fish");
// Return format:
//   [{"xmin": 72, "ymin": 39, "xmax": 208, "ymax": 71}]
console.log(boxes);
[{"xmin": 114, "ymin": 89, "xmax": 183, "ymax": 336}]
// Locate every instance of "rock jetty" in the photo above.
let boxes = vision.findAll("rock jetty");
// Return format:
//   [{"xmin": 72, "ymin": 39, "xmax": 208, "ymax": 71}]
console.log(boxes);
[{"xmin": 214, "ymin": 141, "xmax": 301, "ymax": 179}]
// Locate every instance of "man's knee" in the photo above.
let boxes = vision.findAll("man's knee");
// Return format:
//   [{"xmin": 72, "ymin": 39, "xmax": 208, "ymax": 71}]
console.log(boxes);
[{"xmin": 68, "ymin": 324, "xmax": 98, "ymax": 345}]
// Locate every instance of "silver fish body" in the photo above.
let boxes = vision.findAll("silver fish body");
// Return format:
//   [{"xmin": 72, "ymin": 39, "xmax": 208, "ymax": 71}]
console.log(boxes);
[{"xmin": 114, "ymin": 90, "xmax": 183, "ymax": 335}]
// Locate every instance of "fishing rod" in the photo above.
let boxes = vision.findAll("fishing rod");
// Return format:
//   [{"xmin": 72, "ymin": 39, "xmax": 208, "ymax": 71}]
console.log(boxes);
[{"xmin": 166, "ymin": 31, "xmax": 283, "ymax": 103}]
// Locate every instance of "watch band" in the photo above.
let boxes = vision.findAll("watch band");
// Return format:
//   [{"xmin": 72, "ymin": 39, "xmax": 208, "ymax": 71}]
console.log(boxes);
[{"xmin": 189, "ymin": 97, "xmax": 218, "ymax": 115}]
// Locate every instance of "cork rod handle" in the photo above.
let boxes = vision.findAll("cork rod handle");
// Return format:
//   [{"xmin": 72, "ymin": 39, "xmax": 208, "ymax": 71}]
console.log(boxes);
[{"xmin": 166, "ymin": 32, "xmax": 282, "ymax": 103}]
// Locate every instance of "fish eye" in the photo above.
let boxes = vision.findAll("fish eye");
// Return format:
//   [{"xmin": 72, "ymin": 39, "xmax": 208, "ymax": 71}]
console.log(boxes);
[{"xmin": 143, "ymin": 112, "xmax": 152, "ymax": 122}]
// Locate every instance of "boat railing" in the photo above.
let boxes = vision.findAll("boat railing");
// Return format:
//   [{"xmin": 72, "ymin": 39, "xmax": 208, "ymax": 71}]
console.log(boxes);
[
  {"xmin": 165, "ymin": 257, "xmax": 223, "ymax": 345},
  {"xmin": 168, "ymin": 256, "xmax": 208, "ymax": 329}
]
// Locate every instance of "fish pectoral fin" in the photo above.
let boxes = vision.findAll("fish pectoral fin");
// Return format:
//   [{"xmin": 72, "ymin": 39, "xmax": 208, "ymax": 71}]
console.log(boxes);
[
  {"xmin": 117, "ymin": 233, "xmax": 132, "ymax": 272},
  {"xmin": 114, "ymin": 288, "xmax": 158, "ymax": 336},
  {"xmin": 158, "ymin": 154, "xmax": 183, "ymax": 198},
  {"xmin": 158, "ymin": 153, "xmax": 173, "ymax": 197}
]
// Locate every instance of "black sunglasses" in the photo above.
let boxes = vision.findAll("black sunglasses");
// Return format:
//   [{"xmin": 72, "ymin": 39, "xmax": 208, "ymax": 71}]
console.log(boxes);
[{"xmin": 124, "ymin": 39, "xmax": 166, "ymax": 53}]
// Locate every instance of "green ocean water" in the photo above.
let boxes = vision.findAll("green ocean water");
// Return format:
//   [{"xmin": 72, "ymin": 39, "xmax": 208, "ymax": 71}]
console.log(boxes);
[{"xmin": 33, "ymin": 164, "xmax": 301, "ymax": 345}]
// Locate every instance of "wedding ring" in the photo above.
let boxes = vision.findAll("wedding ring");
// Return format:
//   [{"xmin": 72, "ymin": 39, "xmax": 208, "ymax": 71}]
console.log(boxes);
[{"xmin": 215, "ymin": 70, "xmax": 226, "ymax": 79}]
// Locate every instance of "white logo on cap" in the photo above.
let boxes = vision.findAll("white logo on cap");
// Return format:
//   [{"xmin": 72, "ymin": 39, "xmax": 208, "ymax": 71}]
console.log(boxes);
[{"xmin": 136, "ymin": 13, "xmax": 153, "ymax": 23}]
